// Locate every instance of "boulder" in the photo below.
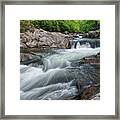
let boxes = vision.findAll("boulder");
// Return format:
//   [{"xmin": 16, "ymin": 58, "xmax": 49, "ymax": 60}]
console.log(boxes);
[
  {"xmin": 83, "ymin": 30, "xmax": 100, "ymax": 39},
  {"xmin": 79, "ymin": 84, "xmax": 100, "ymax": 100},
  {"xmin": 79, "ymin": 53, "xmax": 100, "ymax": 64},
  {"xmin": 20, "ymin": 28, "xmax": 71, "ymax": 49}
]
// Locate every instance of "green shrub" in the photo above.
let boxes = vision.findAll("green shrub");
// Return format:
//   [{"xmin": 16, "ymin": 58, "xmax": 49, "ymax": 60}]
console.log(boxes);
[
  {"xmin": 20, "ymin": 20, "xmax": 100, "ymax": 33},
  {"xmin": 20, "ymin": 20, "xmax": 34, "ymax": 33}
]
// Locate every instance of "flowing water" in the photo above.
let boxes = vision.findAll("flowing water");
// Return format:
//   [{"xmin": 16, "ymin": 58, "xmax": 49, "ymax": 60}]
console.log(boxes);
[{"xmin": 20, "ymin": 39, "xmax": 100, "ymax": 100}]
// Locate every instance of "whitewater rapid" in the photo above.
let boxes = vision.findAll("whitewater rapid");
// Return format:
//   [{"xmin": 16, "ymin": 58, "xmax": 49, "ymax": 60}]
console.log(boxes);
[{"xmin": 20, "ymin": 47, "xmax": 100, "ymax": 100}]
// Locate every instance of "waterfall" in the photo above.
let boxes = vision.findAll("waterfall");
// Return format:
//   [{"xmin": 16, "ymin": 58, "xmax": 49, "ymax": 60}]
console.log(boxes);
[
  {"xmin": 71, "ymin": 38, "xmax": 100, "ymax": 49},
  {"xmin": 71, "ymin": 42, "xmax": 75, "ymax": 49},
  {"xmin": 76, "ymin": 42, "xmax": 81, "ymax": 49}
]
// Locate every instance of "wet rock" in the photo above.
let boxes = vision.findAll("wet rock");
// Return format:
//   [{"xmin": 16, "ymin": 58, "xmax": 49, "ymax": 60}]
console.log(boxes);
[
  {"xmin": 79, "ymin": 53, "xmax": 100, "ymax": 64},
  {"xmin": 67, "ymin": 63, "xmax": 100, "ymax": 92},
  {"xmin": 79, "ymin": 84, "xmax": 100, "ymax": 100},
  {"xmin": 91, "ymin": 93, "xmax": 100, "ymax": 100},
  {"xmin": 20, "ymin": 53, "xmax": 43, "ymax": 66},
  {"xmin": 20, "ymin": 53, "xmax": 33, "ymax": 62},
  {"xmin": 71, "ymin": 63, "xmax": 100, "ymax": 100},
  {"xmin": 83, "ymin": 30, "xmax": 100, "ymax": 39},
  {"xmin": 71, "ymin": 53, "xmax": 100, "ymax": 67}
]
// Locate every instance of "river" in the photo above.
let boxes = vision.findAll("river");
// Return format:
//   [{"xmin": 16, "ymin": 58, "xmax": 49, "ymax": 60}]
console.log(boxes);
[{"xmin": 20, "ymin": 38, "xmax": 100, "ymax": 100}]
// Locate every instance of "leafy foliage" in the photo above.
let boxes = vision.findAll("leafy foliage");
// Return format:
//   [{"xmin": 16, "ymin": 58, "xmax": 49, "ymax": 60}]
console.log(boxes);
[
  {"xmin": 20, "ymin": 20, "xmax": 100, "ymax": 33},
  {"xmin": 20, "ymin": 20, "xmax": 34, "ymax": 33}
]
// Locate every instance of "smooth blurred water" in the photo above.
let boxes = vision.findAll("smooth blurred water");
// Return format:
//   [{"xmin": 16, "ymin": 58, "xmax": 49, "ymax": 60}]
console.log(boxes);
[{"xmin": 20, "ymin": 40, "xmax": 100, "ymax": 100}]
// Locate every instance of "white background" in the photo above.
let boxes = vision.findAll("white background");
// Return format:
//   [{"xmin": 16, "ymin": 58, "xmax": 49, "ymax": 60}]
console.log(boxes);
[{"xmin": 5, "ymin": 5, "xmax": 115, "ymax": 115}]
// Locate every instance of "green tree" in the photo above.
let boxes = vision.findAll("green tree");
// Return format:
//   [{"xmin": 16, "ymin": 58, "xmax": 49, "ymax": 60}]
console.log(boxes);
[{"xmin": 20, "ymin": 20, "xmax": 100, "ymax": 33}]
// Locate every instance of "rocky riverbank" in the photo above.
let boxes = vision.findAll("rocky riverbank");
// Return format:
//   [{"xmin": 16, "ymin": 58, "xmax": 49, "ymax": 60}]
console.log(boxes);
[
  {"xmin": 20, "ymin": 28, "xmax": 72, "ymax": 50},
  {"xmin": 20, "ymin": 28, "xmax": 100, "ymax": 52},
  {"xmin": 68, "ymin": 30, "xmax": 100, "ymax": 39},
  {"xmin": 82, "ymin": 30, "xmax": 100, "ymax": 39}
]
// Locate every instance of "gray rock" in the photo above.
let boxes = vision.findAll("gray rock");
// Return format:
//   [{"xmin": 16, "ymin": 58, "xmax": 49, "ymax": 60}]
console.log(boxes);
[
  {"xmin": 20, "ymin": 28, "xmax": 71, "ymax": 49},
  {"xmin": 83, "ymin": 30, "xmax": 100, "ymax": 39}
]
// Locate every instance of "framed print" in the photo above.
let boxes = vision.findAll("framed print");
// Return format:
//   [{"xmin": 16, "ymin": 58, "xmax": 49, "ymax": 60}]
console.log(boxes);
[{"xmin": 0, "ymin": 0, "xmax": 119, "ymax": 119}]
